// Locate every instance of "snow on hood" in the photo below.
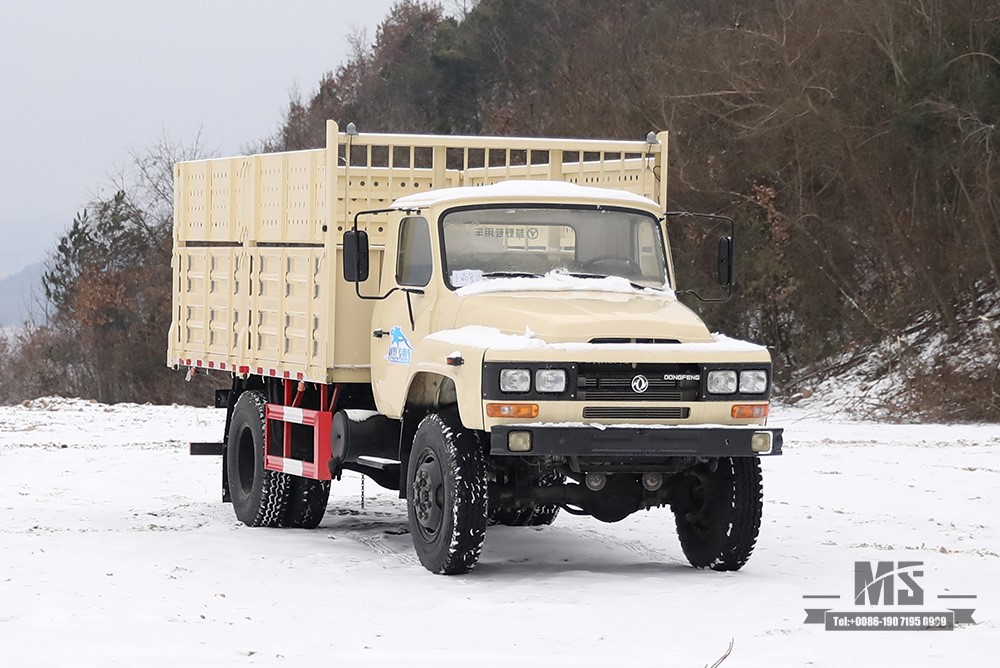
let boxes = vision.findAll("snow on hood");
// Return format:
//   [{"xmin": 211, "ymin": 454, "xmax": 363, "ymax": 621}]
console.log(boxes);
[
  {"xmin": 455, "ymin": 270, "xmax": 675, "ymax": 299},
  {"xmin": 391, "ymin": 180, "xmax": 658, "ymax": 209},
  {"xmin": 425, "ymin": 326, "xmax": 765, "ymax": 353},
  {"xmin": 448, "ymin": 279, "xmax": 711, "ymax": 343}
]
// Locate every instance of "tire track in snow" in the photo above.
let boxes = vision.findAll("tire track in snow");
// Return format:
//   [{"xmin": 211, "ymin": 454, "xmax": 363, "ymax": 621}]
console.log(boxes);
[
  {"xmin": 578, "ymin": 527, "xmax": 676, "ymax": 563},
  {"xmin": 327, "ymin": 510, "xmax": 420, "ymax": 567},
  {"xmin": 348, "ymin": 531, "xmax": 421, "ymax": 568}
]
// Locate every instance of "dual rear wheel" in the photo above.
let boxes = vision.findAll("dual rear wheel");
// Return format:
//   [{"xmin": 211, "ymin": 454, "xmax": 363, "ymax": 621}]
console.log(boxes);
[
  {"xmin": 226, "ymin": 391, "xmax": 330, "ymax": 529},
  {"xmin": 488, "ymin": 469, "xmax": 563, "ymax": 527}
]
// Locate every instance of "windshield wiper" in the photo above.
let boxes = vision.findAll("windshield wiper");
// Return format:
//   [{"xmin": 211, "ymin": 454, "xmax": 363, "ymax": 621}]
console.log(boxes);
[
  {"xmin": 563, "ymin": 271, "xmax": 654, "ymax": 292},
  {"xmin": 480, "ymin": 271, "xmax": 544, "ymax": 279}
]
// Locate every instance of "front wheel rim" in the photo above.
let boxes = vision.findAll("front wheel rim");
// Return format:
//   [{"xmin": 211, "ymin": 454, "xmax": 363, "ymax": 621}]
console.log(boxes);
[{"xmin": 411, "ymin": 448, "xmax": 445, "ymax": 541}]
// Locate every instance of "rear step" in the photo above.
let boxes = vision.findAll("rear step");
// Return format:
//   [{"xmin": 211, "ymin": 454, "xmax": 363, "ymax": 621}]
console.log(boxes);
[{"xmin": 356, "ymin": 455, "xmax": 401, "ymax": 470}]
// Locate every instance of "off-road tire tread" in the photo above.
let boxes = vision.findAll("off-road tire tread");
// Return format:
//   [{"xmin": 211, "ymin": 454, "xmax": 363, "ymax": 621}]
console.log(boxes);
[
  {"xmin": 674, "ymin": 457, "xmax": 762, "ymax": 571},
  {"xmin": 285, "ymin": 478, "xmax": 331, "ymax": 529},
  {"xmin": 489, "ymin": 504, "xmax": 534, "ymax": 526},
  {"xmin": 228, "ymin": 391, "xmax": 291, "ymax": 528},
  {"xmin": 408, "ymin": 411, "xmax": 488, "ymax": 575},
  {"xmin": 490, "ymin": 470, "xmax": 563, "ymax": 527},
  {"xmin": 526, "ymin": 471, "xmax": 564, "ymax": 526}
]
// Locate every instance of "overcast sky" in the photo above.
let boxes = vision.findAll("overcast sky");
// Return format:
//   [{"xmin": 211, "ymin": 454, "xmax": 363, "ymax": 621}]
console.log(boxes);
[{"xmin": 0, "ymin": 0, "xmax": 401, "ymax": 278}]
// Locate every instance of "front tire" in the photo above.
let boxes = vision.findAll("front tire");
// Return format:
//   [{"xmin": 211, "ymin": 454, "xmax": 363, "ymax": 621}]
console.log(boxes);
[
  {"xmin": 673, "ymin": 457, "xmax": 763, "ymax": 571},
  {"xmin": 225, "ymin": 391, "xmax": 291, "ymax": 527},
  {"xmin": 407, "ymin": 411, "xmax": 488, "ymax": 574}
]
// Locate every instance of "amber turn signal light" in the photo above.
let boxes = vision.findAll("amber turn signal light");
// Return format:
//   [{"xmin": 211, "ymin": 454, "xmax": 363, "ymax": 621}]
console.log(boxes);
[
  {"xmin": 486, "ymin": 403, "xmax": 539, "ymax": 418},
  {"xmin": 732, "ymin": 404, "xmax": 769, "ymax": 419}
]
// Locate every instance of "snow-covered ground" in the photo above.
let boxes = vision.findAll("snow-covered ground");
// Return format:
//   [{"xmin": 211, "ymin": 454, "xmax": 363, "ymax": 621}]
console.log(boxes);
[{"xmin": 1, "ymin": 397, "xmax": 996, "ymax": 666}]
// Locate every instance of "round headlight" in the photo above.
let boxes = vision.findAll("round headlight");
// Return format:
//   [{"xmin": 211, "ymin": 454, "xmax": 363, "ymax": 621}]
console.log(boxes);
[
  {"xmin": 535, "ymin": 369, "xmax": 567, "ymax": 393},
  {"xmin": 707, "ymin": 370, "xmax": 738, "ymax": 394},
  {"xmin": 739, "ymin": 370, "xmax": 768, "ymax": 393},
  {"xmin": 499, "ymin": 369, "xmax": 531, "ymax": 393}
]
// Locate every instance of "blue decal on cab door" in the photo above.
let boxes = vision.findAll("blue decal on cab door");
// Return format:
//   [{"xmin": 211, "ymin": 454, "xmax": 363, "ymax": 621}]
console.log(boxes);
[{"xmin": 385, "ymin": 326, "xmax": 414, "ymax": 366}]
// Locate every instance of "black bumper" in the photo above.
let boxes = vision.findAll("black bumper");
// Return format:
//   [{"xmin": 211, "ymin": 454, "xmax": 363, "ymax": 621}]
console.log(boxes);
[{"xmin": 489, "ymin": 426, "xmax": 783, "ymax": 458}]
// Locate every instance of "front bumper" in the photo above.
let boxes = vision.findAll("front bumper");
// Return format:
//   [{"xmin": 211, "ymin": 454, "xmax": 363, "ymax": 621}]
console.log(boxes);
[{"xmin": 489, "ymin": 425, "xmax": 783, "ymax": 458}]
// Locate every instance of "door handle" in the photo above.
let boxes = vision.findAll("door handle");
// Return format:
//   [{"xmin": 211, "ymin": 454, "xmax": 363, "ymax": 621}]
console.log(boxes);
[{"xmin": 372, "ymin": 328, "xmax": 386, "ymax": 339}]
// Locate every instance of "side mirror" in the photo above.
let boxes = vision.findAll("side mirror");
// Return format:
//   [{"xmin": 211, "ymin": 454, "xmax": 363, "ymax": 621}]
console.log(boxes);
[
  {"xmin": 343, "ymin": 230, "xmax": 370, "ymax": 282},
  {"xmin": 717, "ymin": 236, "xmax": 734, "ymax": 286}
]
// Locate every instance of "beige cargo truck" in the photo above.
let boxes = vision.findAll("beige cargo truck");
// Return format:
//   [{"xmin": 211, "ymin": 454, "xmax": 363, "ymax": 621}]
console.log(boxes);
[{"xmin": 171, "ymin": 120, "xmax": 782, "ymax": 574}]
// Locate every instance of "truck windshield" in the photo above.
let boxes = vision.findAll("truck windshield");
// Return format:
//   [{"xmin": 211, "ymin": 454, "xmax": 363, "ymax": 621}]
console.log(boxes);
[{"xmin": 441, "ymin": 206, "xmax": 668, "ymax": 290}]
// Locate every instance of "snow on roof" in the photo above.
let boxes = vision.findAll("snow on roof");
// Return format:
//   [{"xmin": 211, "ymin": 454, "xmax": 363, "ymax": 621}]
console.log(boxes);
[{"xmin": 391, "ymin": 180, "xmax": 658, "ymax": 209}]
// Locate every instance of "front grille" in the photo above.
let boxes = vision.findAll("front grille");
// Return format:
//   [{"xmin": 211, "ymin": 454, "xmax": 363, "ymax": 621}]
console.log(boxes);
[
  {"xmin": 577, "ymin": 363, "xmax": 701, "ymax": 402},
  {"xmin": 583, "ymin": 406, "xmax": 690, "ymax": 420},
  {"xmin": 578, "ymin": 377, "xmax": 685, "ymax": 401}
]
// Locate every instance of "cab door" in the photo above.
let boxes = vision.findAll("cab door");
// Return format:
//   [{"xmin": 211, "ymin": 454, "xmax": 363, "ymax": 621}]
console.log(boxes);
[{"xmin": 370, "ymin": 216, "xmax": 435, "ymax": 417}]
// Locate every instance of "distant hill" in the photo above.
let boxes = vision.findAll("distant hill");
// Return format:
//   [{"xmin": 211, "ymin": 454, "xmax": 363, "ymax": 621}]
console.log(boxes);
[{"xmin": 0, "ymin": 262, "xmax": 46, "ymax": 326}]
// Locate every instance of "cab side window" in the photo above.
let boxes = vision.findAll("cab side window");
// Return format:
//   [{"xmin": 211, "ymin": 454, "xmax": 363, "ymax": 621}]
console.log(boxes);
[{"xmin": 396, "ymin": 217, "xmax": 432, "ymax": 287}]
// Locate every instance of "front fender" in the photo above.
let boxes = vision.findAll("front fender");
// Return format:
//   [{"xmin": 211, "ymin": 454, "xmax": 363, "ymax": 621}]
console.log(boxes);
[{"xmin": 401, "ymin": 338, "xmax": 487, "ymax": 430}]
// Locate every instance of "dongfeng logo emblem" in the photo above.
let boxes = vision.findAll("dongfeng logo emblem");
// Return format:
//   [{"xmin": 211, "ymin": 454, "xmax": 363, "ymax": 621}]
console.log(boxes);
[{"xmin": 631, "ymin": 375, "xmax": 649, "ymax": 393}]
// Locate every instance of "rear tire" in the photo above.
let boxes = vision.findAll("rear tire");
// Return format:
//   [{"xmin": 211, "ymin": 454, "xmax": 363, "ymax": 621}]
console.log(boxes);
[
  {"xmin": 489, "ymin": 504, "xmax": 534, "ymax": 527},
  {"xmin": 407, "ymin": 411, "xmax": 488, "ymax": 574},
  {"xmin": 489, "ymin": 470, "xmax": 563, "ymax": 527},
  {"xmin": 284, "ymin": 478, "xmax": 330, "ymax": 529},
  {"xmin": 226, "ymin": 391, "xmax": 290, "ymax": 527},
  {"xmin": 526, "ymin": 471, "xmax": 563, "ymax": 526},
  {"xmin": 673, "ymin": 457, "xmax": 762, "ymax": 571}
]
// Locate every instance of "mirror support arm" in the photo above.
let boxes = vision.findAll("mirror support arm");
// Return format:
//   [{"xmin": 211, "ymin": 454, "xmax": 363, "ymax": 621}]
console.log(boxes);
[
  {"xmin": 348, "ymin": 207, "xmax": 421, "ymax": 302},
  {"xmin": 665, "ymin": 211, "xmax": 735, "ymax": 304}
]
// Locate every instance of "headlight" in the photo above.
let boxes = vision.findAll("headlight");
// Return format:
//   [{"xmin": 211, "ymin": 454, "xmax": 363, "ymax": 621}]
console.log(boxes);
[
  {"xmin": 739, "ymin": 370, "xmax": 768, "ymax": 393},
  {"xmin": 535, "ymin": 369, "xmax": 567, "ymax": 393},
  {"xmin": 499, "ymin": 369, "xmax": 531, "ymax": 393},
  {"xmin": 707, "ymin": 370, "xmax": 738, "ymax": 394}
]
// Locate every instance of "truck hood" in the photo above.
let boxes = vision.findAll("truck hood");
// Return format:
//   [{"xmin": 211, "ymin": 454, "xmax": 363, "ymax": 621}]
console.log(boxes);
[{"xmin": 451, "ymin": 291, "xmax": 712, "ymax": 344}]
